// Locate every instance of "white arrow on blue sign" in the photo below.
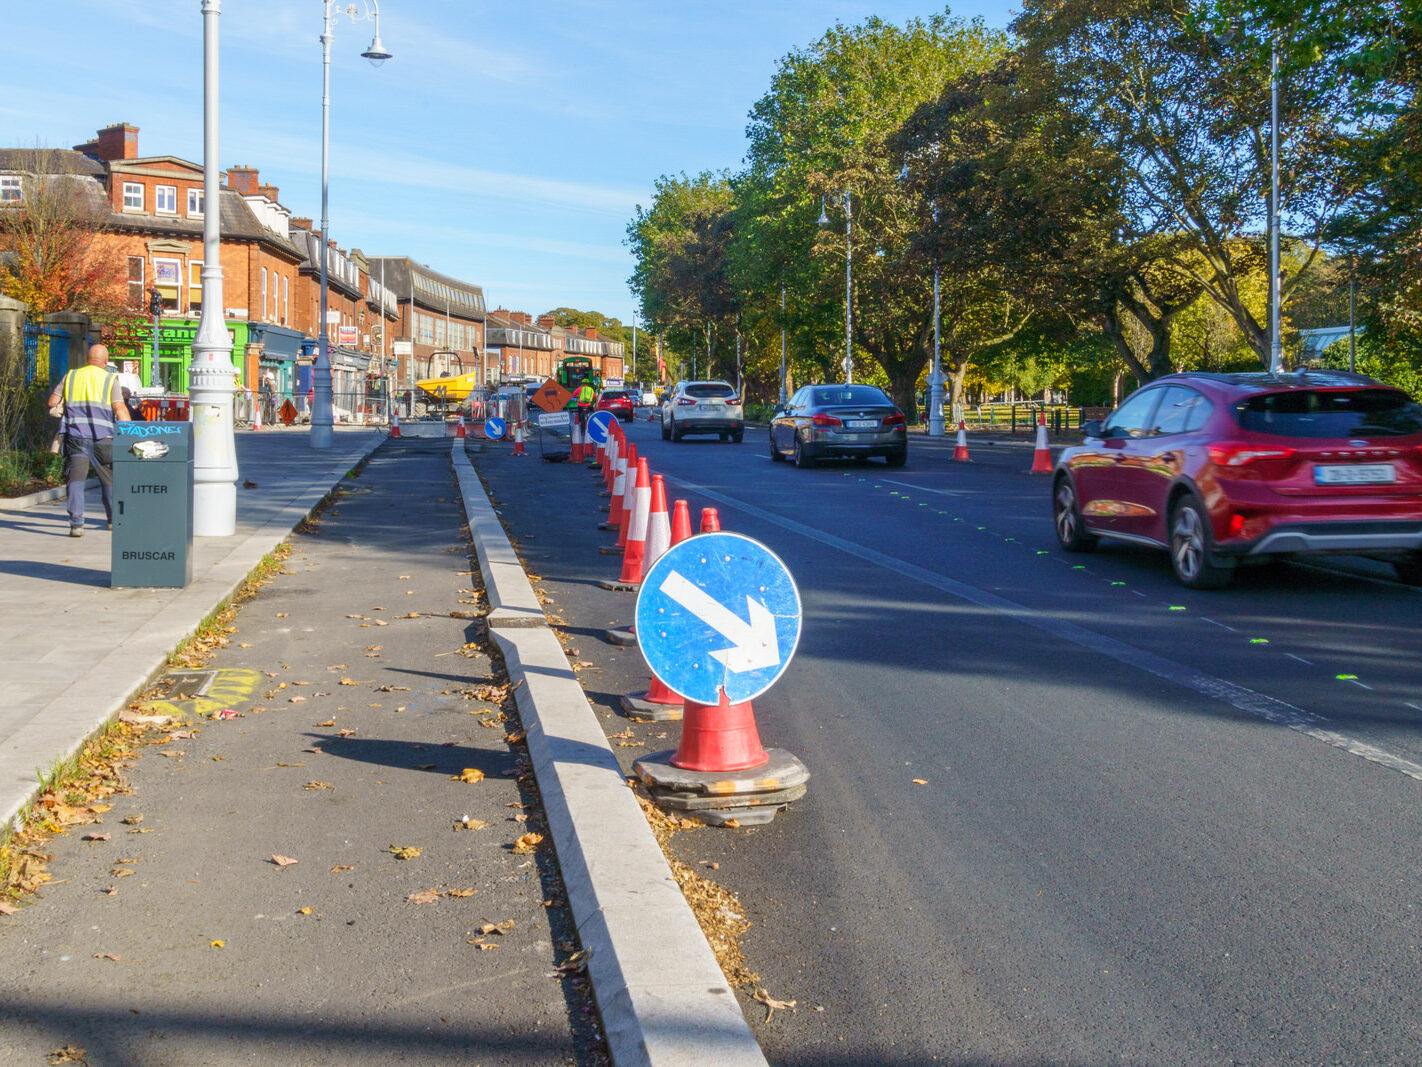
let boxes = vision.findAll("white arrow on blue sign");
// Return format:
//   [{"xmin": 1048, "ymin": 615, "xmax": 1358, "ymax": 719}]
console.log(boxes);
[
  {"xmin": 484, "ymin": 415, "xmax": 506, "ymax": 440},
  {"xmin": 585, "ymin": 410, "xmax": 618, "ymax": 444},
  {"xmin": 634, "ymin": 532, "xmax": 801, "ymax": 705}
]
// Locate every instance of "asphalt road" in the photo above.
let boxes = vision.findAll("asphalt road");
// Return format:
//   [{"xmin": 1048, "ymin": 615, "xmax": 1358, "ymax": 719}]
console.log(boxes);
[{"xmin": 477, "ymin": 416, "xmax": 1422, "ymax": 1066}]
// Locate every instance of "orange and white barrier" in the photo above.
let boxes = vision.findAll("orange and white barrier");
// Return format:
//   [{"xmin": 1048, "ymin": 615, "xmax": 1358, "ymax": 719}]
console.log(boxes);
[
  {"xmin": 616, "ymin": 458, "xmax": 652, "ymax": 586},
  {"xmin": 1030, "ymin": 412, "xmax": 1052, "ymax": 473}
]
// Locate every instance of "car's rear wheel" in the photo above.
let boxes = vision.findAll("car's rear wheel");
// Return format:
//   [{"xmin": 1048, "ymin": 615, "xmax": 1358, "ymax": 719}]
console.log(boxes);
[
  {"xmin": 1169, "ymin": 496, "xmax": 1235, "ymax": 589},
  {"xmin": 731, "ymin": 429, "xmax": 743, "ymax": 443},
  {"xmin": 793, "ymin": 435, "xmax": 816, "ymax": 469},
  {"xmin": 1393, "ymin": 553, "xmax": 1422, "ymax": 585},
  {"xmin": 1053, "ymin": 476, "xmax": 1098, "ymax": 553}
]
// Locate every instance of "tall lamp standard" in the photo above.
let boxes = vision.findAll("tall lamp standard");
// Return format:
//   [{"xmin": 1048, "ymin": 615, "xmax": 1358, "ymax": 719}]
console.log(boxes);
[
  {"xmin": 191, "ymin": 0, "xmax": 238, "ymax": 536},
  {"xmin": 900, "ymin": 158, "xmax": 944, "ymax": 436},
  {"xmin": 818, "ymin": 191, "xmax": 853, "ymax": 384},
  {"xmin": 312, "ymin": 0, "xmax": 391, "ymax": 449},
  {"xmin": 1268, "ymin": 40, "xmax": 1283, "ymax": 374}
]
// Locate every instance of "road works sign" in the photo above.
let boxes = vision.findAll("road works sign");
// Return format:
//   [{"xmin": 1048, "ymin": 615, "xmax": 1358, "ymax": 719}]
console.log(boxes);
[
  {"xmin": 586, "ymin": 410, "xmax": 617, "ymax": 444},
  {"xmin": 531, "ymin": 377, "xmax": 572, "ymax": 413},
  {"xmin": 634, "ymin": 532, "xmax": 801, "ymax": 705},
  {"xmin": 484, "ymin": 416, "xmax": 506, "ymax": 440}
]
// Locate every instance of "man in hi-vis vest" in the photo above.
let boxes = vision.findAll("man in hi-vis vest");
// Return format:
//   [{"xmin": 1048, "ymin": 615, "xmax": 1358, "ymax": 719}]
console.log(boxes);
[{"xmin": 47, "ymin": 343, "xmax": 130, "ymax": 536}]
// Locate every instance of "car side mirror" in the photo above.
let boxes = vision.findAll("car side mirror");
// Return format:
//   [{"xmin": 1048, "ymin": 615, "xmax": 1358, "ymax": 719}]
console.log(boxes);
[
  {"xmin": 1081, "ymin": 419, "xmax": 1103, "ymax": 438},
  {"xmin": 772, "ymin": 404, "xmax": 785, "ymax": 415}
]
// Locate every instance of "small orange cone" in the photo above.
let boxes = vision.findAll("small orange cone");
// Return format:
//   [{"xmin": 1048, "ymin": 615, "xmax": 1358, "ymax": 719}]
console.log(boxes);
[
  {"xmin": 450, "ymin": 413, "xmax": 466, "ymax": 438},
  {"xmin": 390, "ymin": 409, "xmax": 401, "ymax": 438},
  {"xmin": 699, "ymin": 507, "xmax": 721, "ymax": 534},
  {"xmin": 669, "ymin": 499, "xmax": 692, "ymax": 545},
  {"xmin": 615, "ymin": 444, "xmax": 639, "ymax": 548},
  {"xmin": 253, "ymin": 391, "xmax": 264, "ymax": 431},
  {"xmin": 671, "ymin": 690, "xmax": 769, "ymax": 772},
  {"xmin": 616, "ymin": 458, "xmax": 652, "ymax": 585},
  {"xmin": 512, "ymin": 420, "xmax": 527, "ymax": 455},
  {"xmin": 953, "ymin": 420, "xmax": 971, "ymax": 462},
  {"xmin": 642, "ymin": 475, "xmax": 672, "ymax": 579},
  {"xmin": 1030, "ymin": 412, "xmax": 1052, "ymax": 473}
]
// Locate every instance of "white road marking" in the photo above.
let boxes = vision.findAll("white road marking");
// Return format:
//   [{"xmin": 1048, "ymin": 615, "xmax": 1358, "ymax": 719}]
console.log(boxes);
[
  {"xmin": 665, "ymin": 474, "xmax": 1422, "ymax": 783},
  {"xmin": 1201, "ymin": 618, "xmax": 1236, "ymax": 632},
  {"xmin": 882, "ymin": 478, "xmax": 970, "ymax": 498},
  {"xmin": 1285, "ymin": 653, "xmax": 1313, "ymax": 665}
]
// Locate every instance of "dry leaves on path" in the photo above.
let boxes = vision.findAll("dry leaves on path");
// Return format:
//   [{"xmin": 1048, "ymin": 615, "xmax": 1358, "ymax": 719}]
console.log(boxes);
[
  {"xmin": 454, "ymin": 768, "xmax": 485, "ymax": 783},
  {"xmin": 406, "ymin": 889, "xmax": 440, "ymax": 905},
  {"xmin": 269, "ymin": 854, "xmax": 299, "ymax": 867},
  {"xmin": 389, "ymin": 845, "xmax": 422, "ymax": 861},
  {"xmin": 753, "ymin": 988, "xmax": 797, "ymax": 1022},
  {"xmin": 512, "ymin": 833, "xmax": 544, "ymax": 855}
]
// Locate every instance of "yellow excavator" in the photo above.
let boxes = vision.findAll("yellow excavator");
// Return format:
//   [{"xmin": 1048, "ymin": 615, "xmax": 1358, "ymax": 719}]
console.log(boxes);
[{"xmin": 413, "ymin": 369, "xmax": 481, "ymax": 417}]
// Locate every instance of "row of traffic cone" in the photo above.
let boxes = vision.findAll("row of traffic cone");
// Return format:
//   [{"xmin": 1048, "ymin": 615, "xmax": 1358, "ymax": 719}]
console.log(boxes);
[{"xmin": 941, "ymin": 415, "xmax": 1052, "ymax": 472}]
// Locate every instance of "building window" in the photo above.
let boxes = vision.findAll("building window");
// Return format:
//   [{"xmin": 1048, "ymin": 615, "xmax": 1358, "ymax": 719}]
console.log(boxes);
[
  {"xmin": 282, "ymin": 276, "xmax": 288, "ymax": 325},
  {"xmin": 261, "ymin": 268, "xmax": 269, "ymax": 321},
  {"xmin": 153, "ymin": 257, "xmax": 181, "ymax": 311},
  {"xmin": 187, "ymin": 189, "xmax": 204, "ymax": 217},
  {"xmin": 127, "ymin": 257, "xmax": 145, "ymax": 310},
  {"xmin": 156, "ymin": 185, "xmax": 177, "ymax": 214},
  {"xmin": 123, "ymin": 182, "xmax": 143, "ymax": 211},
  {"xmin": 189, "ymin": 261, "xmax": 203, "ymax": 313},
  {"xmin": 0, "ymin": 176, "xmax": 20, "ymax": 203},
  {"xmin": 417, "ymin": 312, "xmax": 435, "ymax": 345}
]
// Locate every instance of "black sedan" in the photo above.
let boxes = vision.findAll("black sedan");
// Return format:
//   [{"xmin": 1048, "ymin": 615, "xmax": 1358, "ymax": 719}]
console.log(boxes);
[{"xmin": 769, "ymin": 384, "xmax": 908, "ymax": 467}]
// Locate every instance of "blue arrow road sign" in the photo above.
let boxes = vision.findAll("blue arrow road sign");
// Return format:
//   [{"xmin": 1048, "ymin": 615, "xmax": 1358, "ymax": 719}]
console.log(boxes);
[
  {"xmin": 585, "ymin": 410, "xmax": 617, "ymax": 444},
  {"xmin": 634, "ymin": 532, "xmax": 801, "ymax": 705},
  {"xmin": 484, "ymin": 416, "xmax": 507, "ymax": 440}
]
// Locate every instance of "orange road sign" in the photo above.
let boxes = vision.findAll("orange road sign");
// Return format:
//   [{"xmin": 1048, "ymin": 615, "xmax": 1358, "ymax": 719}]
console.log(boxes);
[
  {"xmin": 279, "ymin": 399, "xmax": 298, "ymax": 426},
  {"xmin": 531, "ymin": 377, "xmax": 572, "ymax": 413}
]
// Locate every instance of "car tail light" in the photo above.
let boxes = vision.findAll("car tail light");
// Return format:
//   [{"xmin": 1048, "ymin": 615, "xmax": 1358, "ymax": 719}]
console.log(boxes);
[
  {"xmin": 1225, "ymin": 512, "xmax": 1246, "ymax": 538},
  {"xmin": 881, "ymin": 413, "xmax": 906, "ymax": 427},
  {"xmin": 676, "ymin": 397, "xmax": 696, "ymax": 406},
  {"xmin": 725, "ymin": 396, "xmax": 740, "ymax": 405},
  {"xmin": 811, "ymin": 413, "xmax": 842, "ymax": 427},
  {"xmin": 1208, "ymin": 442, "xmax": 1297, "ymax": 467}
]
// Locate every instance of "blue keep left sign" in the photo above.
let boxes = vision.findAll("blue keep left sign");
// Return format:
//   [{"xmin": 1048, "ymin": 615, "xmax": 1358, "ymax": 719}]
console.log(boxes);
[
  {"xmin": 586, "ymin": 410, "xmax": 617, "ymax": 444},
  {"xmin": 634, "ymin": 532, "xmax": 801, "ymax": 705},
  {"xmin": 484, "ymin": 416, "xmax": 506, "ymax": 440}
]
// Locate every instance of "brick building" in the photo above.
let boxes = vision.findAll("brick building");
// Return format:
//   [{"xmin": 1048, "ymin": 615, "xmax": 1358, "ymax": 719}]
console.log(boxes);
[
  {"xmin": 486, "ymin": 309, "xmax": 555, "ymax": 380},
  {"xmin": 365, "ymin": 256, "xmax": 487, "ymax": 398}
]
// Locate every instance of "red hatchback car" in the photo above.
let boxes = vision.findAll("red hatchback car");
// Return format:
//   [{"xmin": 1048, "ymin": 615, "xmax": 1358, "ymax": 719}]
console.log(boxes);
[
  {"xmin": 594, "ymin": 389, "xmax": 637, "ymax": 421},
  {"xmin": 1053, "ymin": 371, "xmax": 1422, "ymax": 588}
]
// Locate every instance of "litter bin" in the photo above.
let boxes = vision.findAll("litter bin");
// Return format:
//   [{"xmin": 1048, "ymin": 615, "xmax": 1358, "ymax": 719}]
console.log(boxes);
[{"xmin": 111, "ymin": 422, "xmax": 194, "ymax": 588}]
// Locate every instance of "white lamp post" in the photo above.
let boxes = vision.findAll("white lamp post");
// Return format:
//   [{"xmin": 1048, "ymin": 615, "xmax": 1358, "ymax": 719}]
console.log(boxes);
[
  {"xmin": 1268, "ymin": 40, "xmax": 1283, "ymax": 375},
  {"xmin": 191, "ymin": 0, "xmax": 238, "ymax": 536},
  {"xmin": 312, "ymin": 0, "xmax": 391, "ymax": 449},
  {"xmin": 818, "ymin": 190, "xmax": 853, "ymax": 384}
]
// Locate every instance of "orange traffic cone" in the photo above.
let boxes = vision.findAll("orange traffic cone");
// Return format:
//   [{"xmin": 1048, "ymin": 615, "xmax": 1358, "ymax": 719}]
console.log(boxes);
[
  {"xmin": 642, "ymin": 475, "xmax": 672, "ymax": 578},
  {"xmin": 571, "ymin": 418, "xmax": 584, "ymax": 462},
  {"xmin": 1030, "ymin": 412, "xmax": 1052, "ymax": 473},
  {"xmin": 615, "ymin": 444, "xmax": 639, "ymax": 549},
  {"xmin": 511, "ymin": 420, "xmax": 527, "ymax": 455},
  {"xmin": 669, "ymin": 498, "xmax": 692, "ymax": 545},
  {"xmin": 604, "ymin": 429, "xmax": 620, "ymax": 491},
  {"xmin": 953, "ymin": 420, "xmax": 971, "ymax": 462},
  {"xmin": 616, "ymin": 458, "xmax": 652, "ymax": 585},
  {"xmin": 699, "ymin": 507, "xmax": 721, "ymax": 534},
  {"xmin": 671, "ymin": 690, "xmax": 769, "ymax": 772},
  {"xmin": 253, "ymin": 391, "xmax": 264, "ymax": 431},
  {"xmin": 390, "ymin": 409, "xmax": 401, "ymax": 438},
  {"xmin": 601, "ymin": 443, "xmax": 630, "ymax": 531}
]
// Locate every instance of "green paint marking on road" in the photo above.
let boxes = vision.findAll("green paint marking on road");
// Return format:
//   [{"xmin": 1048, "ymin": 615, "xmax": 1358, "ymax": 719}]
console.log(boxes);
[
  {"xmin": 1169, "ymin": 605, "xmax": 1186, "ymax": 611},
  {"xmin": 918, "ymin": 502, "xmax": 927, "ymax": 507},
  {"xmin": 1336, "ymin": 674, "xmax": 1359, "ymax": 681},
  {"xmin": 1110, "ymin": 581, "xmax": 1125, "ymax": 586},
  {"xmin": 1005, "ymin": 537, "xmax": 1016, "ymax": 542},
  {"xmin": 1250, "ymin": 638, "xmax": 1269, "ymax": 645},
  {"xmin": 1073, "ymin": 565, "xmax": 1086, "ymax": 570},
  {"xmin": 1037, "ymin": 550, "xmax": 1049, "ymax": 555},
  {"xmin": 976, "ymin": 526, "xmax": 986, "ymax": 530}
]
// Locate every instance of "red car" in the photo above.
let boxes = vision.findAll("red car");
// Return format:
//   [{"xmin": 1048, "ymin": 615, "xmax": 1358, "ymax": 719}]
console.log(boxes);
[
  {"xmin": 1052, "ymin": 371, "xmax": 1422, "ymax": 588},
  {"xmin": 594, "ymin": 389, "xmax": 637, "ymax": 421}
]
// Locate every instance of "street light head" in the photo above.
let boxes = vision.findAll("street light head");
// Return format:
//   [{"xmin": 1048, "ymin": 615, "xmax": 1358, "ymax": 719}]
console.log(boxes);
[
  {"xmin": 817, "ymin": 196, "xmax": 830, "ymax": 227},
  {"xmin": 362, "ymin": 31, "xmax": 392, "ymax": 65}
]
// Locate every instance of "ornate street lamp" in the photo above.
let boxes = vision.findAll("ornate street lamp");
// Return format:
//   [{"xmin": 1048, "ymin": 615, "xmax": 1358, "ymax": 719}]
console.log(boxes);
[
  {"xmin": 191, "ymin": 0, "xmax": 238, "ymax": 536},
  {"xmin": 819, "ymin": 191, "xmax": 853, "ymax": 384},
  {"xmin": 312, "ymin": 1, "xmax": 392, "ymax": 449}
]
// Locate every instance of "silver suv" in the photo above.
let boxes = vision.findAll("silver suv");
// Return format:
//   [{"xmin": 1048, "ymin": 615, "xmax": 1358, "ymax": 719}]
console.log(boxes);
[{"xmin": 661, "ymin": 380, "xmax": 744, "ymax": 442}]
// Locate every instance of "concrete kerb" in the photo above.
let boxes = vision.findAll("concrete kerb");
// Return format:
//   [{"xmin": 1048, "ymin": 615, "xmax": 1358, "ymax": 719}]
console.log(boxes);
[
  {"xmin": 0, "ymin": 434, "xmax": 385, "ymax": 833},
  {"xmin": 451, "ymin": 441, "xmax": 767, "ymax": 1067}
]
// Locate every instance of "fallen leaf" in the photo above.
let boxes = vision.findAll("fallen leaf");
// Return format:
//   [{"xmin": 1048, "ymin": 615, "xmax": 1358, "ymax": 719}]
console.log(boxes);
[
  {"xmin": 336, "ymin": 729, "xmax": 357, "ymax": 738},
  {"xmin": 0, "ymin": 901, "xmax": 18, "ymax": 915},
  {"xmin": 288, "ymin": 695, "xmax": 307, "ymax": 703},
  {"xmin": 47, "ymin": 1045, "xmax": 87, "ymax": 1064},
  {"xmin": 304, "ymin": 781, "xmax": 333, "ymax": 791},
  {"xmin": 470, "ymin": 939, "xmax": 498, "ymax": 950},
  {"xmin": 168, "ymin": 729, "xmax": 198, "ymax": 739},
  {"xmin": 512, "ymin": 833, "xmax": 544, "ymax": 855},
  {"xmin": 912, "ymin": 778, "xmax": 928, "ymax": 786},
  {"xmin": 340, "ymin": 678, "xmax": 358, "ymax": 686},
  {"xmin": 455, "ymin": 768, "xmax": 485, "ymax": 784},
  {"xmin": 447, "ymin": 887, "xmax": 476, "ymax": 898},
  {"xmin": 93, "ymin": 952, "xmax": 124, "ymax": 961},
  {"xmin": 453, "ymin": 816, "xmax": 486, "ymax": 832},
  {"xmin": 276, "ymin": 762, "xmax": 305, "ymax": 768},
  {"xmin": 330, "ymin": 865, "xmax": 354, "ymax": 872},
  {"xmin": 407, "ymin": 889, "xmax": 440, "ymax": 905},
  {"xmin": 158, "ymin": 750, "xmax": 184, "ymax": 758},
  {"xmin": 298, "ymin": 907, "xmax": 314, "ymax": 915},
  {"xmin": 315, "ymin": 719, "xmax": 336, "ymax": 728},
  {"xmin": 389, "ymin": 845, "xmax": 422, "ymax": 861},
  {"xmin": 81, "ymin": 832, "xmax": 111, "ymax": 842},
  {"xmin": 753, "ymin": 988, "xmax": 797, "ymax": 1022},
  {"xmin": 269, "ymin": 854, "xmax": 299, "ymax": 867},
  {"xmin": 275, "ymin": 613, "xmax": 289, "ymax": 618},
  {"xmin": 477, "ymin": 919, "xmax": 515, "ymax": 935},
  {"xmin": 210, "ymin": 940, "xmax": 225, "ymax": 949}
]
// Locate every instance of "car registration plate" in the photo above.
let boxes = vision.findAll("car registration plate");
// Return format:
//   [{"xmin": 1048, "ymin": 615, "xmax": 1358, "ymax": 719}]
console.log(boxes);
[
  {"xmin": 847, "ymin": 419, "xmax": 877, "ymax": 429},
  {"xmin": 1314, "ymin": 463, "xmax": 1395, "ymax": 485}
]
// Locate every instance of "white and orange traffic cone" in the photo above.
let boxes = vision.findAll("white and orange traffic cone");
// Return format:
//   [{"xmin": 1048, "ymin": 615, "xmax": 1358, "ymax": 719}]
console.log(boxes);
[
  {"xmin": 390, "ymin": 409, "xmax": 401, "ymax": 438},
  {"xmin": 253, "ymin": 391, "xmax": 264, "ymax": 431},
  {"xmin": 602, "ymin": 428, "xmax": 620, "ymax": 492},
  {"xmin": 601, "ymin": 442, "xmax": 632, "ymax": 532},
  {"xmin": 451, "ymin": 412, "xmax": 467, "ymax": 438},
  {"xmin": 953, "ymin": 420, "xmax": 971, "ymax": 462},
  {"xmin": 601, "ymin": 457, "xmax": 650, "ymax": 590},
  {"xmin": 1030, "ymin": 411, "xmax": 1052, "ymax": 473},
  {"xmin": 571, "ymin": 417, "xmax": 584, "ymax": 462},
  {"xmin": 512, "ymin": 420, "xmax": 527, "ymax": 455},
  {"xmin": 620, "ymin": 500, "xmax": 692, "ymax": 718},
  {"xmin": 614, "ymin": 444, "xmax": 640, "ymax": 548},
  {"xmin": 607, "ymin": 474, "xmax": 674, "ymax": 648}
]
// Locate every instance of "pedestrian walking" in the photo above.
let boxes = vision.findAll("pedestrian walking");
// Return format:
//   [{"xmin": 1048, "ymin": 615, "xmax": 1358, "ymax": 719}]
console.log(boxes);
[
  {"xmin": 47, "ymin": 343, "xmax": 131, "ymax": 536},
  {"xmin": 260, "ymin": 371, "xmax": 277, "ymax": 425}
]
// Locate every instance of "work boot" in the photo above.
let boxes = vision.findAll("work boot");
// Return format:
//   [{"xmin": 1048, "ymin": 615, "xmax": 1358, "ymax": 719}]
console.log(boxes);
[{"xmin": 69, "ymin": 525, "xmax": 84, "ymax": 537}]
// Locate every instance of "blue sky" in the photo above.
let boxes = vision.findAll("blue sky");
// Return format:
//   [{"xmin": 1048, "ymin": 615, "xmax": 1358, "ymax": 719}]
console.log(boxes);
[{"xmin": 1, "ymin": 1, "xmax": 1014, "ymax": 325}]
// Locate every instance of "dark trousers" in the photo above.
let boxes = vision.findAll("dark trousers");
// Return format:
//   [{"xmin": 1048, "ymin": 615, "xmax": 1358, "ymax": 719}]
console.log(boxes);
[{"xmin": 63, "ymin": 435, "xmax": 114, "ymax": 527}]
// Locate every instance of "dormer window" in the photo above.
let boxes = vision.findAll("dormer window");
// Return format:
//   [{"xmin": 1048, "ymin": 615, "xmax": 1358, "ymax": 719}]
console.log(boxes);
[
  {"xmin": 0, "ymin": 176, "xmax": 20, "ymax": 203},
  {"xmin": 156, "ymin": 185, "xmax": 177, "ymax": 214},
  {"xmin": 187, "ymin": 189, "xmax": 204, "ymax": 217},
  {"xmin": 122, "ymin": 182, "xmax": 144, "ymax": 211}
]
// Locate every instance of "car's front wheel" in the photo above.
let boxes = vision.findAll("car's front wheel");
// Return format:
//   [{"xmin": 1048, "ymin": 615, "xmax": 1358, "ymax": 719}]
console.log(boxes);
[
  {"xmin": 769, "ymin": 432, "xmax": 784, "ymax": 462},
  {"xmin": 884, "ymin": 448, "xmax": 907, "ymax": 468},
  {"xmin": 1169, "ymin": 496, "xmax": 1235, "ymax": 589},
  {"xmin": 661, "ymin": 417, "xmax": 670, "ymax": 441},
  {"xmin": 793, "ymin": 435, "xmax": 816, "ymax": 469},
  {"xmin": 1053, "ymin": 477, "xmax": 1098, "ymax": 553}
]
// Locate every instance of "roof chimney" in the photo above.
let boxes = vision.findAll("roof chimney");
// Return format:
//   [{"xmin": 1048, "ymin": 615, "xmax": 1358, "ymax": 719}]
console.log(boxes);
[
  {"xmin": 226, "ymin": 166, "xmax": 259, "ymax": 195},
  {"xmin": 290, "ymin": 217, "xmax": 313, "ymax": 232},
  {"xmin": 75, "ymin": 123, "xmax": 139, "ymax": 162},
  {"xmin": 256, "ymin": 182, "xmax": 280, "ymax": 202}
]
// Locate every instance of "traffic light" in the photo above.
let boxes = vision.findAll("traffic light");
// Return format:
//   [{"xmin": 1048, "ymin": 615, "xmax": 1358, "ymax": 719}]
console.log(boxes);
[{"xmin": 148, "ymin": 288, "xmax": 163, "ymax": 316}]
